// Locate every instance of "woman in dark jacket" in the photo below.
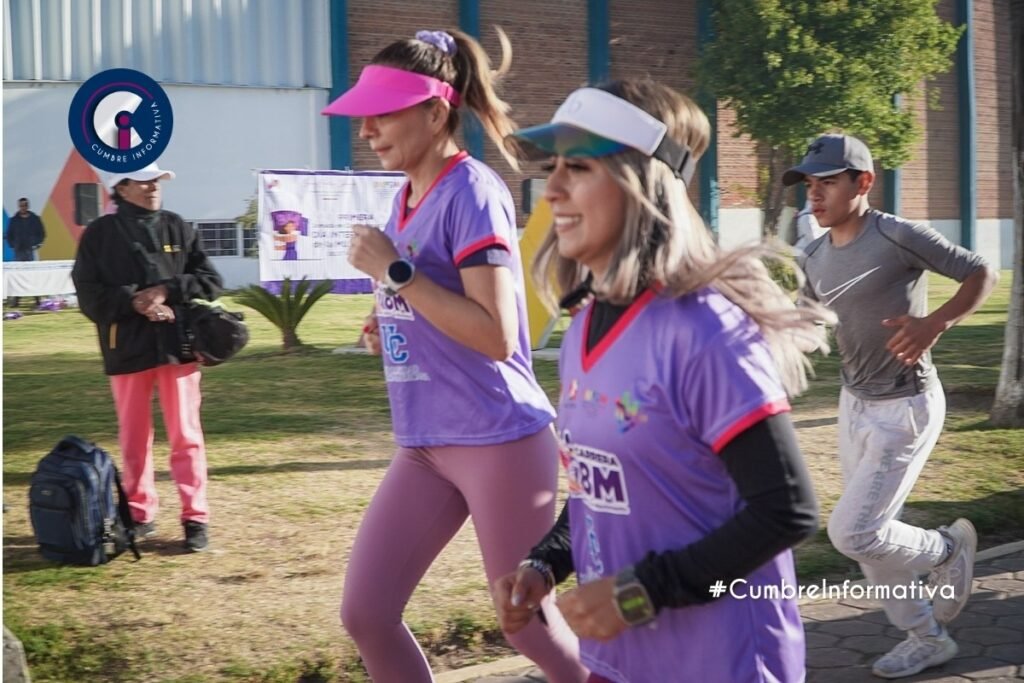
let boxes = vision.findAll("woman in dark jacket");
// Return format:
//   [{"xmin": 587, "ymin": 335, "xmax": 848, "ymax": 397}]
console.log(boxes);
[{"xmin": 72, "ymin": 163, "xmax": 222, "ymax": 552}]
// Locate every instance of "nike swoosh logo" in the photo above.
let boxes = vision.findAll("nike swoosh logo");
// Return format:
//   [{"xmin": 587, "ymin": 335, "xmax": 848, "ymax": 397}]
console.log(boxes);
[{"xmin": 815, "ymin": 266, "xmax": 882, "ymax": 305}]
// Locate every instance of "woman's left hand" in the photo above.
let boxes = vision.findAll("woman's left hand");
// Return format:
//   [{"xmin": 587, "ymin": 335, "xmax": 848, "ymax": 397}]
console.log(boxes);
[
  {"xmin": 556, "ymin": 576, "xmax": 628, "ymax": 642},
  {"xmin": 348, "ymin": 224, "xmax": 399, "ymax": 281}
]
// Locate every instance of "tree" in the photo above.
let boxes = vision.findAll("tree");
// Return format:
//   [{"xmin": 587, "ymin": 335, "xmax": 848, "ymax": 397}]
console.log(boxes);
[
  {"xmin": 235, "ymin": 195, "xmax": 259, "ymax": 258},
  {"xmin": 700, "ymin": 0, "xmax": 961, "ymax": 235},
  {"xmin": 990, "ymin": 0, "xmax": 1024, "ymax": 427},
  {"xmin": 234, "ymin": 277, "xmax": 334, "ymax": 350}
]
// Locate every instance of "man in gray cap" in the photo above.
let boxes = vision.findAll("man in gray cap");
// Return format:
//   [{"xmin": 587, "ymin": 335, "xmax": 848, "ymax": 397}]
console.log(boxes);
[{"xmin": 785, "ymin": 134, "xmax": 998, "ymax": 679}]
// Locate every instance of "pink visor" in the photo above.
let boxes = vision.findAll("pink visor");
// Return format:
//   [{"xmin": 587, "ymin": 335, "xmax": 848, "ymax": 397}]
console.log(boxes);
[{"xmin": 322, "ymin": 65, "xmax": 461, "ymax": 117}]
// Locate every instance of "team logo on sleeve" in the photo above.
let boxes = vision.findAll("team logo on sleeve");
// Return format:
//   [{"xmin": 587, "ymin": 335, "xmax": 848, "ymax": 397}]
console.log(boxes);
[
  {"xmin": 562, "ymin": 434, "xmax": 630, "ymax": 515},
  {"xmin": 68, "ymin": 69, "xmax": 173, "ymax": 173}
]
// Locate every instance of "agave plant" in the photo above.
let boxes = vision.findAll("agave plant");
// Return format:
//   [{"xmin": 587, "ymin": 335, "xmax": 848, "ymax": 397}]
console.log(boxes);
[{"xmin": 234, "ymin": 277, "xmax": 333, "ymax": 350}]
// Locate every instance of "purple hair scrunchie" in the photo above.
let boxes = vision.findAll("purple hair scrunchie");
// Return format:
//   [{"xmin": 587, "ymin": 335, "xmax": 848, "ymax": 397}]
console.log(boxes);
[{"xmin": 415, "ymin": 30, "xmax": 457, "ymax": 57}]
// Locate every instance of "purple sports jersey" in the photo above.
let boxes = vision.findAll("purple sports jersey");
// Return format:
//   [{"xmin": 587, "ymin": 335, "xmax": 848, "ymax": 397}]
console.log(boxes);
[
  {"xmin": 557, "ymin": 287, "xmax": 805, "ymax": 683},
  {"xmin": 377, "ymin": 151, "xmax": 555, "ymax": 446}
]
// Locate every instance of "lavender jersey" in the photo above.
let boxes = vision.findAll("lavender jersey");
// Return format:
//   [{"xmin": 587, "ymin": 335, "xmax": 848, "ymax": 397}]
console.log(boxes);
[
  {"xmin": 377, "ymin": 152, "xmax": 555, "ymax": 447},
  {"xmin": 558, "ymin": 287, "xmax": 805, "ymax": 683}
]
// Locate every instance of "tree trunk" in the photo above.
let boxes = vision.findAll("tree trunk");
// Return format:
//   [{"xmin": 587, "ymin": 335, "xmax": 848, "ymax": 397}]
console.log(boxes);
[
  {"xmin": 282, "ymin": 329, "xmax": 302, "ymax": 351},
  {"xmin": 761, "ymin": 148, "xmax": 791, "ymax": 237},
  {"xmin": 990, "ymin": 0, "xmax": 1024, "ymax": 427}
]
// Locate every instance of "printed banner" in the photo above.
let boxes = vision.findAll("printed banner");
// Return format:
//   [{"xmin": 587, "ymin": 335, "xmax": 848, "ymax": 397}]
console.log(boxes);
[{"xmin": 257, "ymin": 170, "xmax": 404, "ymax": 293}]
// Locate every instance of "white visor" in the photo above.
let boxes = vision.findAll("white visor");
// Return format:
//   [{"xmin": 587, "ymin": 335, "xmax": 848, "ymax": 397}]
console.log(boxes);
[
  {"xmin": 510, "ymin": 88, "xmax": 695, "ymax": 182},
  {"xmin": 104, "ymin": 162, "xmax": 176, "ymax": 190}
]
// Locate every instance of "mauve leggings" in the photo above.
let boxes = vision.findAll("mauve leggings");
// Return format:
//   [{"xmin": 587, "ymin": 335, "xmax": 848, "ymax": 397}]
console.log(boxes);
[{"xmin": 340, "ymin": 427, "xmax": 588, "ymax": 683}]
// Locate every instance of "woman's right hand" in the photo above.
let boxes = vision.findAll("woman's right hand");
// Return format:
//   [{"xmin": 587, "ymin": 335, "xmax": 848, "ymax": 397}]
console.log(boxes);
[
  {"xmin": 492, "ymin": 566, "xmax": 549, "ymax": 634},
  {"xmin": 145, "ymin": 304, "xmax": 175, "ymax": 323},
  {"xmin": 362, "ymin": 313, "xmax": 381, "ymax": 355}
]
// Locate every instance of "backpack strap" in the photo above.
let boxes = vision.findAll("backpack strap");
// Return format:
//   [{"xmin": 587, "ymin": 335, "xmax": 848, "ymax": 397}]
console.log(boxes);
[
  {"xmin": 175, "ymin": 306, "xmax": 196, "ymax": 359},
  {"xmin": 111, "ymin": 216, "xmax": 163, "ymax": 286},
  {"xmin": 114, "ymin": 468, "xmax": 142, "ymax": 561}
]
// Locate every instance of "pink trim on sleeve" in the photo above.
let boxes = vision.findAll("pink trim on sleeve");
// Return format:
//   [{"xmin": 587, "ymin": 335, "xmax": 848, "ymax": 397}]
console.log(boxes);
[
  {"xmin": 453, "ymin": 235, "xmax": 511, "ymax": 266},
  {"xmin": 711, "ymin": 399, "xmax": 791, "ymax": 454}
]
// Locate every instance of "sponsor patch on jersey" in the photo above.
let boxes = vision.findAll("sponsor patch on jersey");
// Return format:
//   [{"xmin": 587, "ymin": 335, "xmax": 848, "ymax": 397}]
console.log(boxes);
[
  {"xmin": 376, "ymin": 289, "xmax": 415, "ymax": 321},
  {"xmin": 565, "ymin": 440, "xmax": 630, "ymax": 515}
]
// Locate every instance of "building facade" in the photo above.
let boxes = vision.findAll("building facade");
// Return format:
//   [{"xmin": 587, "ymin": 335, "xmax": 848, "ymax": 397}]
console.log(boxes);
[{"xmin": 2, "ymin": 0, "xmax": 1016, "ymax": 289}]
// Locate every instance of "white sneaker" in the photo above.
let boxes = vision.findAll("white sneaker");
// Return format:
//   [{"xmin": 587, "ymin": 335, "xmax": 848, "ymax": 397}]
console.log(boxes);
[
  {"xmin": 871, "ymin": 629, "xmax": 958, "ymax": 679},
  {"xmin": 928, "ymin": 518, "xmax": 977, "ymax": 623}
]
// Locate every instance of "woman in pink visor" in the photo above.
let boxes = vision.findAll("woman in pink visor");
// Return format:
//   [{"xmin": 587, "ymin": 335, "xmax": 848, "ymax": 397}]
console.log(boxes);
[{"xmin": 323, "ymin": 29, "xmax": 587, "ymax": 683}]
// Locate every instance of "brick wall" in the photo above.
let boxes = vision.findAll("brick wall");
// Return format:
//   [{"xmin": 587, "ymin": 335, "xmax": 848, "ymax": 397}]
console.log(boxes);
[
  {"xmin": 480, "ymin": 0, "xmax": 590, "ymax": 219},
  {"xmin": 716, "ymin": 107, "xmax": 761, "ymax": 209},
  {"xmin": 901, "ymin": 0, "xmax": 960, "ymax": 221},
  {"xmin": 609, "ymin": 0, "xmax": 701, "ymax": 207},
  {"xmin": 341, "ymin": 1, "xmax": 1013, "ymax": 227},
  {"xmin": 347, "ymin": 0, "xmax": 459, "ymax": 176},
  {"xmin": 974, "ymin": 0, "xmax": 1014, "ymax": 218}
]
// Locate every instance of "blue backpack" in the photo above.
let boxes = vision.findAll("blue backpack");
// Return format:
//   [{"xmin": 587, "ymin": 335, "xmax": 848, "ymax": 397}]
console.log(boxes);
[{"xmin": 29, "ymin": 436, "xmax": 141, "ymax": 566}]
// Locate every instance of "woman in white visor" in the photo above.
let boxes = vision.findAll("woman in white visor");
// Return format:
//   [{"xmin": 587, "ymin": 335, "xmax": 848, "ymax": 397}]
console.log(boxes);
[{"xmin": 492, "ymin": 79, "xmax": 833, "ymax": 683}]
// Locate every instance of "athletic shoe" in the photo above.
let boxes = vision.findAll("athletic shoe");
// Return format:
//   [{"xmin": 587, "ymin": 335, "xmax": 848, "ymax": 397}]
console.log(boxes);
[
  {"xmin": 928, "ymin": 518, "xmax": 977, "ymax": 623},
  {"xmin": 135, "ymin": 521, "xmax": 157, "ymax": 538},
  {"xmin": 183, "ymin": 521, "xmax": 208, "ymax": 553},
  {"xmin": 872, "ymin": 629, "xmax": 958, "ymax": 678}
]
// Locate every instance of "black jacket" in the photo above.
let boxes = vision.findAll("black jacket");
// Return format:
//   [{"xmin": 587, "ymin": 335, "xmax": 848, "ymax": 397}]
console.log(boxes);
[
  {"xmin": 72, "ymin": 204, "xmax": 223, "ymax": 375},
  {"xmin": 6, "ymin": 211, "xmax": 45, "ymax": 253}
]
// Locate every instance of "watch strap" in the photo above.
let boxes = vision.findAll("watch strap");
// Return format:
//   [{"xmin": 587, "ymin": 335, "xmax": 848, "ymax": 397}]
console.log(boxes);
[
  {"xmin": 518, "ymin": 558, "xmax": 556, "ymax": 591},
  {"xmin": 614, "ymin": 565, "xmax": 657, "ymax": 626}
]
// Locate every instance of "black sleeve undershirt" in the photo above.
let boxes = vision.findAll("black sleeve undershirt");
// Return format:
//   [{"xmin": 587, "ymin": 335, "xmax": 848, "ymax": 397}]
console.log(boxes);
[{"xmin": 526, "ymin": 413, "xmax": 819, "ymax": 611}]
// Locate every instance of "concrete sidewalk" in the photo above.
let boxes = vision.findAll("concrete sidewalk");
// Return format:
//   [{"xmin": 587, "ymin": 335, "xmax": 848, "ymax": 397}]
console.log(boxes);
[{"xmin": 440, "ymin": 541, "xmax": 1024, "ymax": 683}]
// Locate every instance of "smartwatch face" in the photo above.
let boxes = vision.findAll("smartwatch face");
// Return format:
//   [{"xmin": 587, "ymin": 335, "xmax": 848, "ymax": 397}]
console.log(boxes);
[
  {"xmin": 617, "ymin": 585, "xmax": 655, "ymax": 623},
  {"xmin": 388, "ymin": 260, "xmax": 414, "ymax": 285}
]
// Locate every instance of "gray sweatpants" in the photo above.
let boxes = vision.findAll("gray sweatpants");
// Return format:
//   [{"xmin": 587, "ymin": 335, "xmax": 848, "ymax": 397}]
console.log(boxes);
[{"xmin": 827, "ymin": 383, "xmax": 948, "ymax": 635}]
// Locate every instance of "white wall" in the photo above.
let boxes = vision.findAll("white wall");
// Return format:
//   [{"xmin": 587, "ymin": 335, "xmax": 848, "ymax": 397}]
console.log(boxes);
[
  {"xmin": 3, "ymin": 81, "xmax": 331, "ymax": 221},
  {"xmin": 912, "ymin": 219, "xmax": 1015, "ymax": 270},
  {"xmin": 4, "ymin": 81, "xmax": 332, "ymax": 287},
  {"xmin": 211, "ymin": 255, "xmax": 259, "ymax": 290},
  {"xmin": 719, "ymin": 209, "xmax": 1014, "ymax": 271},
  {"xmin": 717, "ymin": 208, "xmax": 765, "ymax": 249},
  {"xmin": 917, "ymin": 219, "xmax": 962, "ymax": 246},
  {"xmin": 977, "ymin": 219, "xmax": 1015, "ymax": 270}
]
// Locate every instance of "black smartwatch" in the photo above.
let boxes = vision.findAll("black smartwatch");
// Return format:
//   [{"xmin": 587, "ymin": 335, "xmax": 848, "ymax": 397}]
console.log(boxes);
[
  {"xmin": 613, "ymin": 565, "xmax": 657, "ymax": 626},
  {"xmin": 382, "ymin": 259, "xmax": 416, "ymax": 295}
]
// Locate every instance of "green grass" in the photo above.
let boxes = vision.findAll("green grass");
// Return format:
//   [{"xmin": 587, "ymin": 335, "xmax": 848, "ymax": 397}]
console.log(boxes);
[{"xmin": 3, "ymin": 272, "xmax": 1021, "ymax": 681}]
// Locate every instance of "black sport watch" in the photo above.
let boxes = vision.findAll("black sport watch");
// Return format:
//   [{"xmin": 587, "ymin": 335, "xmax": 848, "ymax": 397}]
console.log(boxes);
[
  {"xmin": 382, "ymin": 259, "xmax": 416, "ymax": 295},
  {"xmin": 613, "ymin": 565, "xmax": 657, "ymax": 626}
]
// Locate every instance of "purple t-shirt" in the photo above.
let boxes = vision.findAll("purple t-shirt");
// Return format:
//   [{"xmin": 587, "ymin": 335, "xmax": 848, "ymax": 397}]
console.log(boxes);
[
  {"xmin": 557, "ymin": 287, "xmax": 805, "ymax": 683},
  {"xmin": 377, "ymin": 152, "xmax": 555, "ymax": 447}
]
